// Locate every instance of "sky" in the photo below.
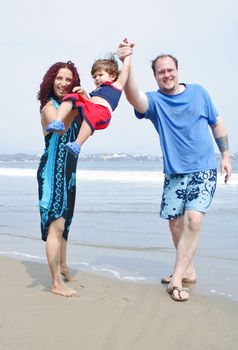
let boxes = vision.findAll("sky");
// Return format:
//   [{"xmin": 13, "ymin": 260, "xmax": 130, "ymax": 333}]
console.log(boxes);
[{"xmin": 1, "ymin": 0, "xmax": 238, "ymax": 155}]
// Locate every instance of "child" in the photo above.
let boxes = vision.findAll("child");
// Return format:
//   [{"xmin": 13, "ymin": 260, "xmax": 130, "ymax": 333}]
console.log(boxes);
[{"xmin": 46, "ymin": 50, "xmax": 131, "ymax": 157}]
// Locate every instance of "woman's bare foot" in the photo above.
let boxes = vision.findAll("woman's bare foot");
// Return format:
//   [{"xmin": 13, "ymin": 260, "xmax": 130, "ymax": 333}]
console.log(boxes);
[
  {"xmin": 60, "ymin": 269, "xmax": 76, "ymax": 282},
  {"xmin": 52, "ymin": 284, "xmax": 79, "ymax": 297},
  {"xmin": 51, "ymin": 277, "xmax": 79, "ymax": 297}
]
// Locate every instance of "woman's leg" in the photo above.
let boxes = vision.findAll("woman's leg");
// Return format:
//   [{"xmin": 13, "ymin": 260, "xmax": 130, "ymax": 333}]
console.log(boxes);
[
  {"xmin": 60, "ymin": 237, "xmax": 76, "ymax": 282},
  {"xmin": 46, "ymin": 218, "xmax": 78, "ymax": 296}
]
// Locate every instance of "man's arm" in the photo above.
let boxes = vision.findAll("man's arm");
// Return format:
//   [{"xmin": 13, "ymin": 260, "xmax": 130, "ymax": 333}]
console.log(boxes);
[
  {"xmin": 117, "ymin": 40, "xmax": 148, "ymax": 114},
  {"xmin": 210, "ymin": 116, "xmax": 232, "ymax": 183}
]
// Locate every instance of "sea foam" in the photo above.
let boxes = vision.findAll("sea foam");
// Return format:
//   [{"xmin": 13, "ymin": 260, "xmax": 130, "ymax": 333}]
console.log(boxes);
[{"xmin": 0, "ymin": 167, "xmax": 237, "ymax": 185}]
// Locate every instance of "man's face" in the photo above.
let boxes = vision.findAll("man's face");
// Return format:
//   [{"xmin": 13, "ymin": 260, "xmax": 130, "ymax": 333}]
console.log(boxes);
[{"xmin": 154, "ymin": 57, "xmax": 179, "ymax": 94}]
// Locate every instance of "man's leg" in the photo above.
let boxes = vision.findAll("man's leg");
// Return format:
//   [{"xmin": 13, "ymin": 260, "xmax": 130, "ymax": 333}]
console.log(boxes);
[
  {"xmin": 168, "ymin": 210, "xmax": 204, "ymax": 300},
  {"xmin": 168, "ymin": 216, "xmax": 197, "ymax": 282}
]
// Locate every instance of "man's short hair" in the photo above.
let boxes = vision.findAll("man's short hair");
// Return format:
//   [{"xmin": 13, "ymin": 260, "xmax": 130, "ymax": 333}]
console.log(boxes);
[{"xmin": 151, "ymin": 54, "xmax": 178, "ymax": 75}]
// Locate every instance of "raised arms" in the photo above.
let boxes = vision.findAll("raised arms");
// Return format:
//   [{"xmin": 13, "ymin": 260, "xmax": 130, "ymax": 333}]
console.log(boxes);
[{"xmin": 117, "ymin": 39, "xmax": 148, "ymax": 114}]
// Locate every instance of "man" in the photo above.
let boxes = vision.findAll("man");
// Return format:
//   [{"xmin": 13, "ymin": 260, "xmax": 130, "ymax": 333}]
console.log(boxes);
[{"xmin": 118, "ymin": 40, "xmax": 232, "ymax": 302}]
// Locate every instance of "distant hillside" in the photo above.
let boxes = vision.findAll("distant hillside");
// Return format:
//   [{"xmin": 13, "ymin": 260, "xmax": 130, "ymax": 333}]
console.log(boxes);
[
  {"xmin": 0, "ymin": 153, "xmax": 41, "ymax": 162},
  {"xmin": 0, "ymin": 153, "xmax": 162, "ymax": 162},
  {"xmin": 0, "ymin": 152, "xmax": 237, "ymax": 162}
]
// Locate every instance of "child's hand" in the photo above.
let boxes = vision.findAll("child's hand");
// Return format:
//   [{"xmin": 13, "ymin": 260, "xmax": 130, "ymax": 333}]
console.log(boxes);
[
  {"xmin": 72, "ymin": 86, "xmax": 83, "ymax": 93},
  {"xmin": 72, "ymin": 86, "xmax": 89, "ymax": 99}
]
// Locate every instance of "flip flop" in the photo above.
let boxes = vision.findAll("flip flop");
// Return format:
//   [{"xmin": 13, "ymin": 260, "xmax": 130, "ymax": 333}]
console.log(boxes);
[
  {"xmin": 161, "ymin": 274, "xmax": 196, "ymax": 284},
  {"xmin": 46, "ymin": 120, "xmax": 65, "ymax": 132},
  {"xmin": 167, "ymin": 286, "xmax": 189, "ymax": 302},
  {"xmin": 65, "ymin": 141, "xmax": 81, "ymax": 157}
]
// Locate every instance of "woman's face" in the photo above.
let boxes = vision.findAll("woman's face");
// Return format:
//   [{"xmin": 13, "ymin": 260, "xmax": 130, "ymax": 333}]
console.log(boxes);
[{"xmin": 53, "ymin": 68, "xmax": 73, "ymax": 98}]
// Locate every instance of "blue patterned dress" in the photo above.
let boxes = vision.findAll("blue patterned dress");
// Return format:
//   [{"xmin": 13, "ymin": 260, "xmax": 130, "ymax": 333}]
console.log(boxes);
[{"xmin": 37, "ymin": 97, "xmax": 81, "ymax": 241}]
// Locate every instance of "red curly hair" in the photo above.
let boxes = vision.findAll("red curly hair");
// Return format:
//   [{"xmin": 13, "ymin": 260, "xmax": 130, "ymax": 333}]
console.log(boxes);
[{"xmin": 37, "ymin": 61, "xmax": 81, "ymax": 111}]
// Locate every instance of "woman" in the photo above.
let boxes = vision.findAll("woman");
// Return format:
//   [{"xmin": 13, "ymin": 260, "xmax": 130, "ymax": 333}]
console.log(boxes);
[{"xmin": 37, "ymin": 61, "xmax": 82, "ymax": 297}]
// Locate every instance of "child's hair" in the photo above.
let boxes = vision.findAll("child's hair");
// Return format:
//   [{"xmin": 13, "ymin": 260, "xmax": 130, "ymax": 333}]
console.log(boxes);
[{"xmin": 91, "ymin": 55, "xmax": 120, "ymax": 81}]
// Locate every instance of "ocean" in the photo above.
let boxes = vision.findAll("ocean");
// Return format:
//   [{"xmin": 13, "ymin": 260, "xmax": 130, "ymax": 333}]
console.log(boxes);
[{"xmin": 0, "ymin": 158, "xmax": 237, "ymax": 301}]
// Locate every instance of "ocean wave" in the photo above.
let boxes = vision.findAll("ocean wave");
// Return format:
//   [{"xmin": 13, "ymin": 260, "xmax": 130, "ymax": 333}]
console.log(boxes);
[
  {"xmin": 0, "ymin": 167, "xmax": 237, "ymax": 184},
  {"xmin": 0, "ymin": 251, "xmax": 147, "ymax": 282},
  {"xmin": 0, "ymin": 168, "xmax": 163, "ymax": 183},
  {"xmin": 1, "ymin": 239, "xmax": 237, "ymax": 262}
]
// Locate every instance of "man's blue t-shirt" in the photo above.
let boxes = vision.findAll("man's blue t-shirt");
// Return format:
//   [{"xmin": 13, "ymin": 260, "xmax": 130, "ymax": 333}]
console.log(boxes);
[{"xmin": 135, "ymin": 84, "xmax": 218, "ymax": 174}]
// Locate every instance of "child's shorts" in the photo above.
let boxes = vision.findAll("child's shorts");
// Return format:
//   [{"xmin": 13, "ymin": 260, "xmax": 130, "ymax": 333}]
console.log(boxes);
[
  {"xmin": 63, "ymin": 93, "xmax": 111, "ymax": 132},
  {"xmin": 160, "ymin": 169, "xmax": 217, "ymax": 220}
]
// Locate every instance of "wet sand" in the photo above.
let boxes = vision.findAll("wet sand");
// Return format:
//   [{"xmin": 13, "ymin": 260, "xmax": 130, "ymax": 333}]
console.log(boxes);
[{"xmin": 1, "ymin": 256, "xmax": 238, "ymax": 350}]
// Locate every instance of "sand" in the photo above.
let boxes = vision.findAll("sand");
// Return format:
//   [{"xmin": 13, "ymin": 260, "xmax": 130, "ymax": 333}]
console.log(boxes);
[{"xmin": 1, "ymin": 256, "xmax": 238, "ymax": 350}]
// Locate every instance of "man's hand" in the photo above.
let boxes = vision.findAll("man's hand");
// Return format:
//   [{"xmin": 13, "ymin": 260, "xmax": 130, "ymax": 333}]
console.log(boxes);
[
  {"xmin": 117, "ymin": 38, "xmax": 134, "ymax": 61},
  {"xmin": 220, "ymin": 153, "xmax": 232, "ymax": 183}
]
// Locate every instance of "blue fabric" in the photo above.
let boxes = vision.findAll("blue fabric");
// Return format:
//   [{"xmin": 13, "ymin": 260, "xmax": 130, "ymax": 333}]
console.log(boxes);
[
  {"xmin": 160, "ymin": 169, "xmax": 217, "ymax": 219},
  {"xmin": 135, "ymin": 84, "xmax": 218, "ymax": 174},
  {"xmin": 37, "ymin": 97, "xmax": 81, "ymax": 241},
  {"xmin": 89, "ymin": 82, "xmax": 122, "ymax": 111}
]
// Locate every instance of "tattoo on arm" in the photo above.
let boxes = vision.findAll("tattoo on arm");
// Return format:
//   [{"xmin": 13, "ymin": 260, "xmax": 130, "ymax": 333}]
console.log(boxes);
[{"xmin": 215, "ymin": 135, "xmax": 229, "ymax": 153}]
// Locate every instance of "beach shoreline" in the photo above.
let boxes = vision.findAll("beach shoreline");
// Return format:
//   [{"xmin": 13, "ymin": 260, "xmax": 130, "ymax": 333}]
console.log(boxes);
[
  {"xmin": 1, "ymin": 231, "xmax": 238, "ymax": 303},
  {"xmin": 1, "ymin": 255, "xmax": 238, "ymax": 350}
]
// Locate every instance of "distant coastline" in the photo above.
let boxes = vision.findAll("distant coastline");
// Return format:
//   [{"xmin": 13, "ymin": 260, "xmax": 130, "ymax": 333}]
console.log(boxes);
[
  {"xmin": 0, "ymin": 152, "xmax": 238, "ymax": 163},
  {"xmin": 0, "ymin": 153, "xmax": 162, "ymax": 162}
]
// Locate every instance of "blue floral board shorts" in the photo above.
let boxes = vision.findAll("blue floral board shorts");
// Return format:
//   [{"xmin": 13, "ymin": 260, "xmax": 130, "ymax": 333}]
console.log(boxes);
[{"xmin": 160, "ymin": 169, "xmax": 217, "ymax": 220}]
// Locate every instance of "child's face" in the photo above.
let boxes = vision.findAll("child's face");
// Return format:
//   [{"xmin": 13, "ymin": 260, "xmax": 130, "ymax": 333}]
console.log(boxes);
[{"xmin": 92, "ymin": 69, "xmax": 115, "ymax": 87}]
